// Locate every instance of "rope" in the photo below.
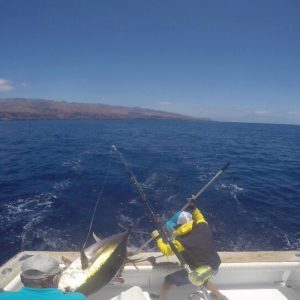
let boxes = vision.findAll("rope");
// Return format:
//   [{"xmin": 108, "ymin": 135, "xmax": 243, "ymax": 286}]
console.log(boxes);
[{"xmin": 82, "ymin": 148, "xmax": 113, "ymax": 249}]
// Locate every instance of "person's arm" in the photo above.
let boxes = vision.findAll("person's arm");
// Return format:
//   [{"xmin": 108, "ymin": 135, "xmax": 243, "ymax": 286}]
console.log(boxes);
[
  {"xmin": 187, "ymin": 200, "xmax": 207, "ymax": 224},
  {"xmin": 192, "ymin": 207, "xmax": 207, "ymax": 224},
  {"xmin": 151, "ymin": 231, "xmax": 184, "ymax": 256}
]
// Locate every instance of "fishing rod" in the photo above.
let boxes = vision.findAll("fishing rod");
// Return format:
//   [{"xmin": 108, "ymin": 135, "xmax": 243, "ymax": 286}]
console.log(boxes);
[
  {"xmin": 133, "ymin": 161, "xmax": 230, "ymax": 255},
  {"xmin": 112, "ymin": 145, "xmax": 190, "ymax": 268},
  {"xmin": 182, "ymin": 162, "xmax": 230, "ymax": 211}
]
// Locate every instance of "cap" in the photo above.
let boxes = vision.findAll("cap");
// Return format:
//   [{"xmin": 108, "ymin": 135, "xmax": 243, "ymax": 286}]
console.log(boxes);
[
  {"xmin": 177, "ymin": 211, "xmax": 192, "ymax": 225},
  {"xmin": 165, "ymin": 212, "xmax": 181, "ymax": 231},
  {"xmin": 165, "ymin": 211, "xmax": 192, "ymax": 231},
  {"xmin": 21, "ymin": 255, "xmax": 61, "ymax": 280}
]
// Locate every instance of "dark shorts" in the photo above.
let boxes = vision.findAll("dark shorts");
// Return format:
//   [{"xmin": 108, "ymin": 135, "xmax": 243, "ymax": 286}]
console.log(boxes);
[{"xmin": 165, "ymin": 266, "xmax": 216, "ymax": 287}]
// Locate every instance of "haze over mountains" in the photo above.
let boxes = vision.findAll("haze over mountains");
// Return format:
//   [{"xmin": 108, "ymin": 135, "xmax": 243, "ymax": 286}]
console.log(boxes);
[{"xmin": 0, "ymin": 99, "xmax": 209, "ymax": 121}]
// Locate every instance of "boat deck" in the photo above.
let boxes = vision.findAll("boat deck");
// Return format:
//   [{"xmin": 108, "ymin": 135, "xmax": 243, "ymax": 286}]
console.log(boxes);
[{"xmin": 1, "ymin": 251, "xmax": 300, "ymax": 300}]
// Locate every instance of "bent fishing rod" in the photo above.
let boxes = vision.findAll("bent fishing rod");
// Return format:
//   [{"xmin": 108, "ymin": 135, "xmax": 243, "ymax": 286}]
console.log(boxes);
[
  {"xmin": 134, "ymin": 161, "xmax": 230, "ymax": 255},
  {"xmin": 112, "ymin": 145, "xmax": 190, "ymax": 269}
]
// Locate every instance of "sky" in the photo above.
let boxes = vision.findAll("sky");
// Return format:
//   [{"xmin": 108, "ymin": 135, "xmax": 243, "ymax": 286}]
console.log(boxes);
[{"xmin": 1, "ymin": 0, "xmax": 300, "ymax": 124}]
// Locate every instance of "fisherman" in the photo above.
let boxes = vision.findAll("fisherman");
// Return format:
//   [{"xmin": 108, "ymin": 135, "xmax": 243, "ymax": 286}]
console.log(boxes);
[
  {"xmin": 0, "ymin": 255, "xmax": 87, "ymax": 300},
  {"xmin": 151, "ymin": 200, "xmax": 227, "ymax": 300}
]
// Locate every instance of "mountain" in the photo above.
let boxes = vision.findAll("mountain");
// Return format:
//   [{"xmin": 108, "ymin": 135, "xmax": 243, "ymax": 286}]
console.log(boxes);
[{"xmin": 0, "ymin": 98, "xmax": 209, "ymax": 121}]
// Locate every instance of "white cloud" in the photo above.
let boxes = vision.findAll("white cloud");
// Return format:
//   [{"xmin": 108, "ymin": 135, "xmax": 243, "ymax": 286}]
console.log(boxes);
[
  {"xmin": 288, "ymin": 111, "xmax": 300, "ymax": 115},
  {"xmin": 157, "ymin": 101, "xmax": 184, "ymax": 107},
  {"xmin": 158, "ymin": 101, "xmax": 173, "ymax": 106},
  {"xmin": 253, "ymin": 110, "xmax": 270, "ymax": 115},
  {"xmin": 0, "ymin": 78, "xmax": 14, "ymax": 92}
]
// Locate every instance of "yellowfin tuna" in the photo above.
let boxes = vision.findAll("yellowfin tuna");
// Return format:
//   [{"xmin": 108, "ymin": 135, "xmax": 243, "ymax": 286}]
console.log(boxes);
[{"xmin": 59, "ymin": 231, "xmax": 129, "ymax": 295}]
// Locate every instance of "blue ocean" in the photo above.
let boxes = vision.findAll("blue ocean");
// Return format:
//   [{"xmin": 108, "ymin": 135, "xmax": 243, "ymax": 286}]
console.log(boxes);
[{"xmin": 1, "ymin": 120, "xmax": 300, "ymax": 265}]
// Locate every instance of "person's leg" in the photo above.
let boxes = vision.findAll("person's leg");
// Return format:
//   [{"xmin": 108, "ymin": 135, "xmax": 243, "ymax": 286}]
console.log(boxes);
[
  {"xmin": 158, "ymin": 269, "xmax": 188, "ymax": 300},
  {"xmin": 206, "ymin": 281, "xmax": 227, "ymax": 299},
  {"xmin": 158, "ymin": 280, "xmax": 173, "ymax": 300}
]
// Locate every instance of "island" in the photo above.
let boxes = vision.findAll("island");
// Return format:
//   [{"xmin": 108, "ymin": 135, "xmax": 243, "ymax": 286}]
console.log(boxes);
[{"xmin": 0, "ymin": 98, "xmax": 209, "ymax": 121}]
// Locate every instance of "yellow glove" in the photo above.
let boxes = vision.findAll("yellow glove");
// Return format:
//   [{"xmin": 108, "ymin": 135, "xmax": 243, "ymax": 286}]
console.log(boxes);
[{"xmin": 151, "ymin": 230, "xmax": 160, "ymax": 239}]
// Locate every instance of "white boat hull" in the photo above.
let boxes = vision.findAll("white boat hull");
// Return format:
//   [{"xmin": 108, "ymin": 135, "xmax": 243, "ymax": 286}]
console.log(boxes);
[{"xmin": 1, "ymin": 251, "xmax": 300, "ymax": 300}]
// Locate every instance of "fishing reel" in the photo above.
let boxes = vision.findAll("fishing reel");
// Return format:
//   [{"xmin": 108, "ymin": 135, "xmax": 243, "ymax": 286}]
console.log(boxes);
[{"xmin": 187, "ymin": 288, "xmax": 209, "ymax": 300}]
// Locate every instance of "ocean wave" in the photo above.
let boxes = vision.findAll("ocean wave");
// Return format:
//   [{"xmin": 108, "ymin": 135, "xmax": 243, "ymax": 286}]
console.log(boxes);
[
  {"xmin": 2, "ymin": 193, "xmax": 53, "ymax": 221},
  {"xmin": 21, "ymin": 220, "xmax": 77, "ymax": 251},
  {"xmin": 140, "ymin": 172, "xmax": 159, "ymax": 189},
  {"xmin": 53, "ymin": 180, "xmax": 72, "ymax": 192},
  {"xmin": 1, "ymin": 178, "xmax": 72, "ymax": 224},
  {"xmin": 62, "ymin": 159, "xmax": 82, "ymax": 170}
]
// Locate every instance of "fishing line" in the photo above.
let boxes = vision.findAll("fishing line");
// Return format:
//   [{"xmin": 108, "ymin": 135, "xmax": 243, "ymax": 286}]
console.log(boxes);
[
  {"xmin": 118, "ymin": 223, "xmax": 150, "ymax": 235},
  {"xmin": 82, "ymin": 148, "xmax": 113, "ymax": 250}
]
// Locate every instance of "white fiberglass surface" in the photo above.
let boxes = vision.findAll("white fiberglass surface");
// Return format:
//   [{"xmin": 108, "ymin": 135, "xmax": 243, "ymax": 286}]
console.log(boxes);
[{"xmin": 91, "ymin": 286, "xmax": 300, "ymax": 300}]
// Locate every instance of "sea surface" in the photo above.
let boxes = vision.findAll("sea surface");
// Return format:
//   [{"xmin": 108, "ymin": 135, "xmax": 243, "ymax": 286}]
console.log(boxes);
[{"xmin": 0, "ymin": 120, "xmax": 300, "ymax": 265}]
